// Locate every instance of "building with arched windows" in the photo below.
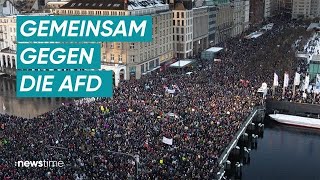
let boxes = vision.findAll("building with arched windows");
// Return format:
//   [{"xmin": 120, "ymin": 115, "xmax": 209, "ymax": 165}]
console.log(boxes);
[{"xmin": 57, "ymin": 0, "xmax": 175, "ymax": 86}]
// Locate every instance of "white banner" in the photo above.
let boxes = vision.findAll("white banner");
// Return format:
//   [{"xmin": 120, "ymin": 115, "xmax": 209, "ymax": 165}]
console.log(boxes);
[
  {"xmin": 283, "ymin": 73, "xmax": 289, "ymax": 88},
  {"xmin": 162, "ymin": 137, "xmax": 173, "ymax": 145},
  {"xmin": 304, "ymin": 75, "xmax": 310, "ymax": 91},
  {"xmin": 165, "ymin": 88, "xmax": 175, "ymax": 94},
  {"xmin": 316, "ymin": 74, "xmax": 320, "ymax": 88},
  {"xmin": 273, "ymin": 73, "xmax": 279, "ymax": 86},
  {"xmin": 294, "ymin": 72, "xmax": 300, "ymax": 86}
]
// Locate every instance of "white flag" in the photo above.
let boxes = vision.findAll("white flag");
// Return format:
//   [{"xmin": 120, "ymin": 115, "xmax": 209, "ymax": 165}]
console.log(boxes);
[
  {"xmin": 304, "ymin": 75, "xmax": 310, "ymax": 91},
  {"xmin": 316, "ymin": 74, "xmax": 320, "ymax": 88},
  {"xmin": 273, "ymin": 73, "xmax": 279, "ymax": 86},
  {"xmin": 283, "ymin": 73, "xmax": 289, "ymax": 88},
  {"xmin": 294, "ymin": 72, "xmax": 300, "ymax": 86}
]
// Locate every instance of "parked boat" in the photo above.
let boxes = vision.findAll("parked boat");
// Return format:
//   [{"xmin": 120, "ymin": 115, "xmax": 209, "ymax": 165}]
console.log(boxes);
[{"xmin": 269, "ymin": 114, "xmax": 320, "ymax": 129}]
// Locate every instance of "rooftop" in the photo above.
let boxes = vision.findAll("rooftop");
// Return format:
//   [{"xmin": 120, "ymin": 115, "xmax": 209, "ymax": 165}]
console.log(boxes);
[{"xmin": 60, "ymin": 0, "xmax": 167, "ymax": 10}]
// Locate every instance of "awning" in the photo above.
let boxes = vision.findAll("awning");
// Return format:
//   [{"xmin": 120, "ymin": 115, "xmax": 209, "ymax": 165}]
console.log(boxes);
[
  {"xmin": 0, "ymin": 73, "xmax": 5, "ymax": 76},
  {"xmin": 169, "ymin": 59, "xmax": 194, "ymax": 68}
]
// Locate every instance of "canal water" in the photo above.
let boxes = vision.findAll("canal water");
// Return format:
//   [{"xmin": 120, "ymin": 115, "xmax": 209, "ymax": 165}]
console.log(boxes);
[
  {"xmin": 0, "ymin": 76, "xmax": 65, "ymax": 118},
  {"xmin": 241, "ymin": 117, "xmax": 320, "ymax": 180}
]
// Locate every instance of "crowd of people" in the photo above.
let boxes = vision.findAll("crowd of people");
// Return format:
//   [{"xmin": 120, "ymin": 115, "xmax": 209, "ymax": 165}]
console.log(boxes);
[
  {"xmin": 0, "ymin": 15, "xmax": 317, "ymax": 179},
  {"xmin": 271, "ymin": 29, "xmax": 320, "ymax": 104}
]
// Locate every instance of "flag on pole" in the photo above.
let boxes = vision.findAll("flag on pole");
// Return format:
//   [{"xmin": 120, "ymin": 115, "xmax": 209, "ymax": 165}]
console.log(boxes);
[
  {"xmin": 304, "ymin": 75, "xmax": 310, "ymax": 91},
  {"xmin": 283, "ymin": 72, "xmax": 289, "ymax": 88},
  {"xmin": 273, "ymin": 73, "xmax": 279, "ymax": 86},
  {"xmin": 294, "ymin": 72, "xmax": 300, "ymax": 86}
]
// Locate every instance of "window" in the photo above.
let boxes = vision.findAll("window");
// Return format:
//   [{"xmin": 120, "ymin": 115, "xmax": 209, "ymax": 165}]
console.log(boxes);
[
  {"xmin": 117, "ymin": 43, "xmax": 122, "ymax": 49},
  {"xmin": 181, "ymin": 12, "xmax": 184, "ymax": 18},
  {"xmin": 182, "ymin": 20, "xmax": 184, "ymax": 26},
  {"xmin": 130, "ymin": 43, "xmax": 135, "ymax": 49},
  {"xmin": 118, "ymin": 54, "xmax": 122, "ymax": 63},
  {"xmin": 110, "ymin": 43, "xmax": 114, "ymax": 49},
  {"xmin": 181, "ymin": 28, "xmax": 184, "ymax": 34},
  {"xmin": 149, "ymin": 61, "xmax": 154, "ymax": 69},
  {"xmin": 130, "ymin": 55, "xmax": 135, "ymax": 62},
  {"xmin": 173, "ymin": 20, "xmax": 175, "ymax": 26},
  {"xmin": 110, "ymin": 54, "xmax": 114, "ymax": 62},
  {"xmin": 141, "ymin": 64, "xmax": 144, "ymax": 73},
  {"xmin": 176, "ymin": 12, "xmax": 179, "ymax": 18}
]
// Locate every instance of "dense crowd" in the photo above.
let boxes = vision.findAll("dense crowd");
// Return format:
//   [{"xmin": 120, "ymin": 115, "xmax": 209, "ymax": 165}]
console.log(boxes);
[{"xmin": 0, "ymin": 15, "xmax": 316, "ymax": 179}]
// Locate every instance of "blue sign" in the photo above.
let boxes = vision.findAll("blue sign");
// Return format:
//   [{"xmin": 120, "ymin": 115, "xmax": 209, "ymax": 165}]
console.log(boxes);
[
  {"xmin": 16, "ymin": 70, "xmax": 113, "ymax": 98},
  {"xmin": 17, "ymin": 43, "xmax": 101, "ymax": 69},
  {"xmin": 17, "ymin": 15, "xmax": 153, "ymax": 42}
]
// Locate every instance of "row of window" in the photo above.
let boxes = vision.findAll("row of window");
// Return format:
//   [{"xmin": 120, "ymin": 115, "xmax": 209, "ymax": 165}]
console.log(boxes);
[
  {"xmin": 106, "ymin": 54, "xmax": 135, "ymax": 63},
  {"xmin": 141, "ymin": 58, "xmax": 160, "ymax": 73},
  {"xmin": 58, "ymin": 10, "xmax": 126, "ymax": 16},
  {"xmin": 0, "ymin": 18, "xmax": 15, "ymax": 23},
  {"xmin": 174, "ymin": 11, "xmax": 193, "ymax": 19},
  {"xmin": 101, "ymin": 43, "xmax": 136, "ymax": 49},
  {"xmin": 173, "ymin": 34, "xmax": 193, "ymax": 42},
  {"xmin": 173, "ymin": 19, "xmax": 193, "ymax": 26}
]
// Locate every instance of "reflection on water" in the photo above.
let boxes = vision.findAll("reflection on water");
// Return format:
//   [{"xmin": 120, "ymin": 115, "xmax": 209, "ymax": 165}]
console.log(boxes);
[
  {"xmin": 0, "ymin": 76, "xmax": 66, "ymax": 118},
  {"xmin": 242, "ymin": 119, "xmax": 320, "ymax": 180}
]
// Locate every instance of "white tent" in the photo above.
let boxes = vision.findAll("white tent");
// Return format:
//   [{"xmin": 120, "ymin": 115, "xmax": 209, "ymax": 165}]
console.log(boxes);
[
  {"xmin": 206, "ymin": 47, "xmax": 223, "ymax": 53},
  {"xmin": 169, "ymin": 59, "xmax": 194, "ymax": 68}
]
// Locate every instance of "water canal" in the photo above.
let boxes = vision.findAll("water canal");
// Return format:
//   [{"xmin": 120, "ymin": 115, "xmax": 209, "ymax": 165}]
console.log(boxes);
[{"xmin": 0, "ymin": 76, "xmax": 65, "ymax": 118}]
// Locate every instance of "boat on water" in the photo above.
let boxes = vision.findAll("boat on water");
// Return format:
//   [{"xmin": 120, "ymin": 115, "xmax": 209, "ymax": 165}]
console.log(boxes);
[{"xmin": 269, "ymin": 114, "xmax": 320, "ymax": 129}]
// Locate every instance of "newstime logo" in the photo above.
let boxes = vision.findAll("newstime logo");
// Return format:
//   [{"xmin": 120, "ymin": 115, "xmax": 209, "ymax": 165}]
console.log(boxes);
[{"xmin": 15, "ymin": 161, "xmax": 65, "ymax": 168}]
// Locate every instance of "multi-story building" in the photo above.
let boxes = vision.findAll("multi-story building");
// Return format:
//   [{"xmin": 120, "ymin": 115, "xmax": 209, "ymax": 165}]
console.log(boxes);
[
  {"xmin": 206, "ymin": 4, "xmax": 217, "ymax": 46},
  {"xmin": 292, "ymin": 0, "xmax": 320, "ymax": 19},
  {"xmin": 57, "ymin": 0, "xmax": 174, "ymax": 85},
  {"xmin": 270, "ymin": 0, "xmax": 281, "ymax": 16},
  {"xmin": 310, "ymin": 0, "xmax": 320, "ymax": 18},
  {"xmin": 249, "ymin": 0, "xmax": 264, "ymax": 26},
  {"xmin": 231, "ymin": 0, "xmax": 250, "ymax": 38},
  {"xmin": 0, "ymin": 14, "xmax": 45, "ymax": 75},
  {"xmin": 192, "ymin": 6, "xmax": 208, "ymax": 56},
  {"xmin": 0, "ymin": 16, "xmax": 16, "ymax": 75},
  {"xmin": 279, "ymin": 0, "xmax": 293, "ymax": 14},
  {"xmin": 264, "ymin": 0, "xmax": 271, "ymax": 18},
  {"xmin": 172, "ymin": 1, "xmax": 193, "ymax": 59},
  {"xmin": 215, "ymin": 1, "xmax": 233, "ymax": 44}
]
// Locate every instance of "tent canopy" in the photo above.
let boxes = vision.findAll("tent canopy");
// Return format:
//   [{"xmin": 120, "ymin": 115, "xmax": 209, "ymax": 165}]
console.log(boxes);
[
  {"xmin": 206, "ymin": 47, "xmax": 223, "ymax": 53},
  {"xmin": 169, "ymin": 59, "xmax": 194, "ymax": 68}
]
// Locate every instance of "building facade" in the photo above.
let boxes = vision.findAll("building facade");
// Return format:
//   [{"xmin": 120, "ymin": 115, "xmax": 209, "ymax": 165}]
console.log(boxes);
[
  {"xmin": 192, "ymin": 6, "xmax": 208, "ymax": 56},
  {"xmin": 172, "ymin": 1, "xmax": 193, "ymax": 59},
  {"xmin": 215, "ymin": 2, "xmax": 233, "ymax": 44},
  {"xmin": 264, "ymin": 0, "xmax": 271, "ymax": 18},
  {"xmin": 0, "ymin": 16, "xmax": 18, "ymax": 75},
  {"xmin": 231, "ymin": 0, "xmax": 250, "ymax": 38},
  {"xmin": 249, "ymin": 0, "xmax": 264, "ymax": 26},
  {"xmin": 207, "ymin": 4, "xmax": 217, "ymax": 45},
  {"xmin": 292, "ymin": 0, "xmax": 320, "ymax": 19},
  {"xmin": 56, "ymin": 0, "xmax": 174, "ymax": 85}
]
